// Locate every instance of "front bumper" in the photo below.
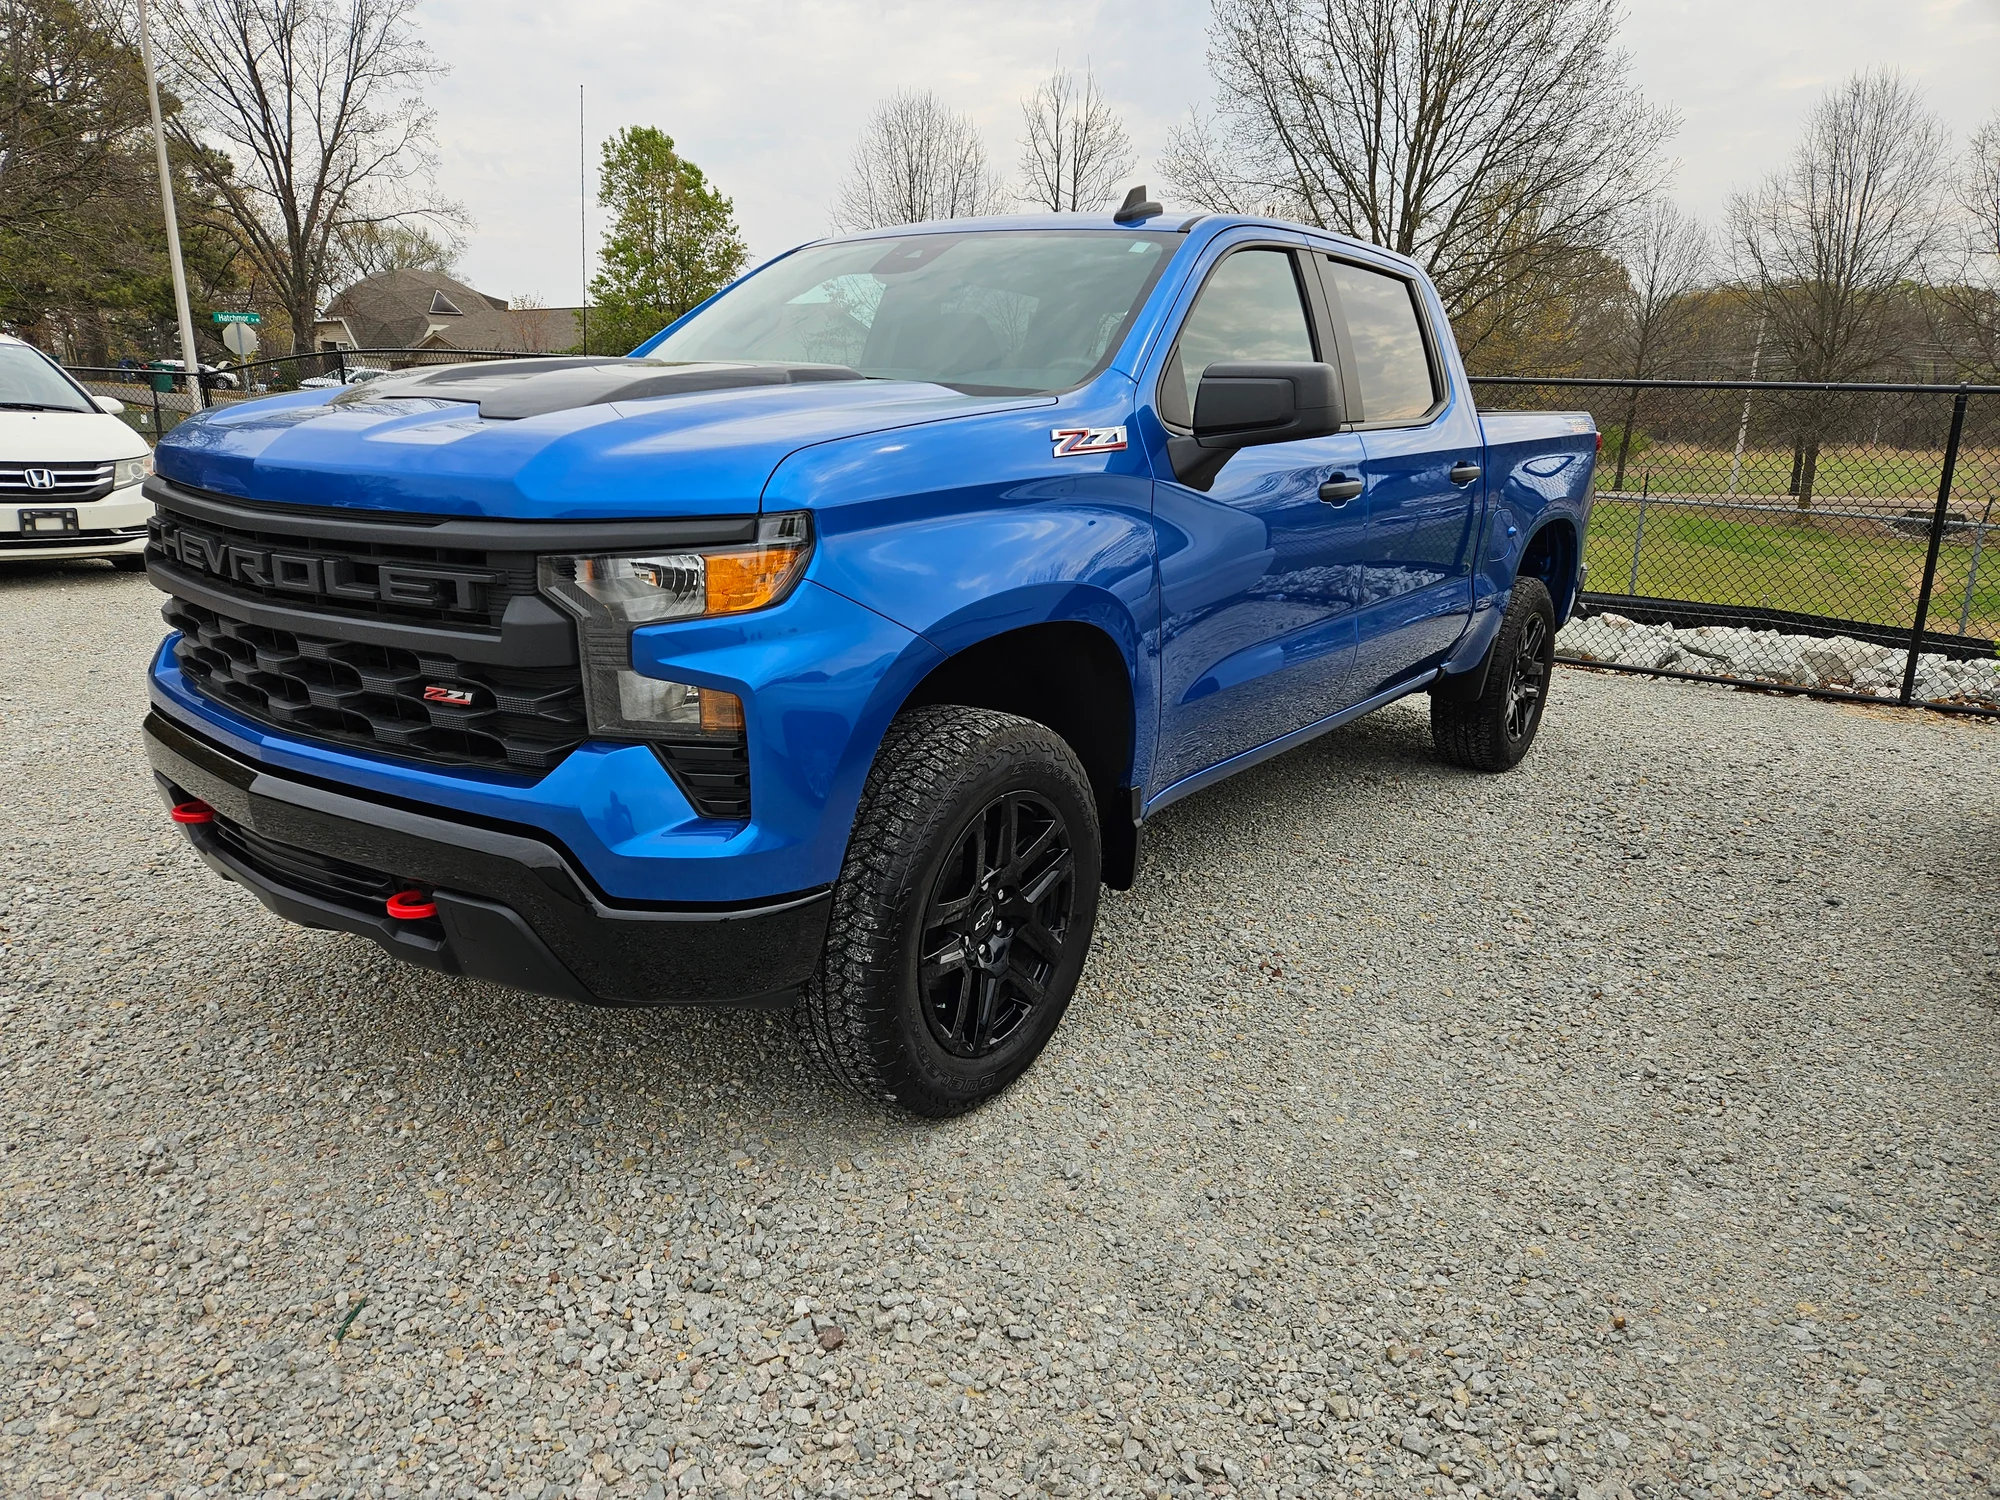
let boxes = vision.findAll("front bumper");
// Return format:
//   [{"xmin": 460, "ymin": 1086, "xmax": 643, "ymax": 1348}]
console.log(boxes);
[
  {"xmin": 1, "ymin": 482, "xmax": 149, "ymax": 560},
  {"xmin": 144, "ymin": 709, "xmax": 831, "ymax": 1006}
]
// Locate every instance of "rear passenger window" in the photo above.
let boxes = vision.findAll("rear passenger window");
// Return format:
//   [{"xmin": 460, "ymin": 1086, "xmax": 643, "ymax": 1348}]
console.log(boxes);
[
  {"xmin": 1326, "ymin": 260, "xmax": 1436, "ymax": 423},
  {"xmin": 1161, "ymin": 248, "xmax": 1315, "ymax": 428}
]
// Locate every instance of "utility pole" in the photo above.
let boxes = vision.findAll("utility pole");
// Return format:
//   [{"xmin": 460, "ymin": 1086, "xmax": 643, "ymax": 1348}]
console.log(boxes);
[
  {"xmin": 579, "ymin": 85, "xmax": 589, "ymax": 354},
  {"xmin": 136, "ymin": 0, "xmax": 205, "ymax": 410}
]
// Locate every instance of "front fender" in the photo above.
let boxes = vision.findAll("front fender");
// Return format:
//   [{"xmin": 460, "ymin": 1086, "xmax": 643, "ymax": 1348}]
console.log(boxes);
[
  {"xmin": 768, "ymin": 402, "xmax": 1159, "ymax": 791},
  {"xmin": 628, "ymin": 581, "xmax": 943, "ymax": 893}
]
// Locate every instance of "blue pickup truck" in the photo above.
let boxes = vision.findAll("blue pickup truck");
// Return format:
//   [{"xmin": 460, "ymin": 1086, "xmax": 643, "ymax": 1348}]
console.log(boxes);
[{"xmin": 141, "ymin": 200, "xmax": 1596, "ymax": 1115}]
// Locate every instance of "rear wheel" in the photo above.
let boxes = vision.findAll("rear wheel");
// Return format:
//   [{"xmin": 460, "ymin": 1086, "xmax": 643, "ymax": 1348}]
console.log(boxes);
[
  {"xmin": 1431, "ymin": 577, "xmax": 1556, "ymax": 772},
  {"xmin": 796, "ymin": 705, "xmax": 1100, "ymax": 1117}
]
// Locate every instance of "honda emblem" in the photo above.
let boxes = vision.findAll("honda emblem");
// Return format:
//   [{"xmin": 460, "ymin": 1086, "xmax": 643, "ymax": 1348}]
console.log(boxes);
[{"xmin": 23, "ymin": 469, "xmax": 56, "ymax": 490}]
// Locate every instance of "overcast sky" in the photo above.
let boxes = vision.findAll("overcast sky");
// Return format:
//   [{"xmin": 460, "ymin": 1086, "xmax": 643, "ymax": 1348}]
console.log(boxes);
[{"xmin": 419, "ymin": 0, "xmax": 2000, "ymax": 307}]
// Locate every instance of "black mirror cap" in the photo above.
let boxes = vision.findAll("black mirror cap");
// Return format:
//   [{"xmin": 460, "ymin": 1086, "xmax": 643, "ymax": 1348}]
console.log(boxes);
[{"xmin": 1190, "ymin": 361, "xmax": 1346, "ymax": 448}]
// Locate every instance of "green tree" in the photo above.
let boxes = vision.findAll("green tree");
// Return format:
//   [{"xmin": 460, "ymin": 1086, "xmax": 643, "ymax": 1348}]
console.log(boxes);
[
  {"xmin": 587, "ymin": 127, "xmax": 747, "ymax": 354},
  {"xmin": 0, "ymin": 0, "xmax": 250, "ymax": 362}
]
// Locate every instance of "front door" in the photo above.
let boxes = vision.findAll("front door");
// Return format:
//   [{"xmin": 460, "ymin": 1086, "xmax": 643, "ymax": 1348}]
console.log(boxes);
[{"xmin": 1152, "ymin": 245, "xmax": 1371, "ymax": 793}]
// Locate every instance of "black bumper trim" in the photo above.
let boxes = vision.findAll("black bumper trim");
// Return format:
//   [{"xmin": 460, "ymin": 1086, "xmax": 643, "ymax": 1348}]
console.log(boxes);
[{"xmin": 144, "ymin": 709, "xmax": 830, "ymax": 1006}]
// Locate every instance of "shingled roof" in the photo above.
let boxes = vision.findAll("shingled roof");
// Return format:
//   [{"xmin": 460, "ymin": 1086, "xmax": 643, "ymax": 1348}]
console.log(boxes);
[{"xmin": 316, "ymin": 270, "xmax": 579, "ymax": 353}]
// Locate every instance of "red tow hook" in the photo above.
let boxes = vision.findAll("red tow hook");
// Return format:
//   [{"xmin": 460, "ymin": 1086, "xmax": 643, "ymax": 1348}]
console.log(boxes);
[
  {"xmin": 170, "ymin": 800, "xmax": 215, "ymax": 825},
  {"xmin": 385, "ymin": 889, "xmax": 438, "ymax": 921}
]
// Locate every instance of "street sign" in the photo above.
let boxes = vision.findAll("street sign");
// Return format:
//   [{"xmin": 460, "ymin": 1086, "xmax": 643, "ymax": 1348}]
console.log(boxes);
[
  {"xmin": 220, "ymin": 321, "xmax": 259, "ymax": 358},
  {"xmin": 211, "ymin": 310, "xmax": 261, "ymax": 324}
]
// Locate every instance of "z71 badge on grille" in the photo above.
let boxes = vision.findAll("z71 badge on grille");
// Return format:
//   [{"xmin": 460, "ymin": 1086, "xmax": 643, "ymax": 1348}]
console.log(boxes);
[
  {"xmin": 1050, "ymin": 426, "xmax": 1128, "ymax": 457},
  {"xmin": 422, "ymin": 684, "xmax": 477, "ymax": 706}
]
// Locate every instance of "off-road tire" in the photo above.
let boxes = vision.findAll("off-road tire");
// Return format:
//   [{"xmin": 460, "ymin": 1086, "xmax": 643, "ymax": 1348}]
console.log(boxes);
[
  {"xmin": 1431, "ymin": 577, "xmax": 1557, "ymax": 772},
  {"xmin": 795, "ymin": 705, "xmax": 1101, "ymax": 1117}
]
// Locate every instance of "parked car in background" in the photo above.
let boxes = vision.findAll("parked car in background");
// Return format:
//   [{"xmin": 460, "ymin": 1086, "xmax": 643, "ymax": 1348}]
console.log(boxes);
[
  {"xmin": 140, "ymin": 207, "xmax": 1597, "ymax": 1114},
  {"xmin": 152, "ymin": 359, "xmax": 241, "ymax": 392},
  {"xmin": 297, "ymin": 365, "xmax": 394, "ymax": 390},
  {"xmin": 0, "ymin": 334, "xmax": 153, "ymax": 568}
]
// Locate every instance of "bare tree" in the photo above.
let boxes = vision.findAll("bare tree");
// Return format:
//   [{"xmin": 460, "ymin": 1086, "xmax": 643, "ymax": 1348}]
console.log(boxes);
[
  {"xmin": 1927, "ymin": 111, "xmax": 2000, "ymax": 381},
  {"xmin": 1018, "ymin": 62, "xmax": 1135, "ymax": 213},
  {"xmin": 1162, "ymin": 0, "xmax": 1676, "ymax": 359},
  {"xmin": 1730, "ymin": 70, "xmax": 1948, "ymax": 505},
  {"xmin": 831, "ymin": 89, "xmax": 1007, "ymax": 232},
  {"xmin": 1606, "ymin": 199, "xmax": 1710, "ymax": 487},
  {"xmin": 159, "ymin": 0, "xmax": 465, "ymax": 354}
]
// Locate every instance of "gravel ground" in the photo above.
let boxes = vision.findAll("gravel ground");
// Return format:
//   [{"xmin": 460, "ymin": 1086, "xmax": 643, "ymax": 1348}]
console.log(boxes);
[{"xmin": 2, "ymin": 561, "xmax": 1996, "ymax": 1500}]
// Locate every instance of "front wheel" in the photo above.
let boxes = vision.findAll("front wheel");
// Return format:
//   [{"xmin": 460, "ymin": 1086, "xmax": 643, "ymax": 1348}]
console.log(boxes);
[
  {"xmin": 1431, "ymin": 576, "xmax": 1557, "ymax": 772},
  {"xmin": 795, "ymin": 705, "xmax": 1101, "ymax": 1117}
]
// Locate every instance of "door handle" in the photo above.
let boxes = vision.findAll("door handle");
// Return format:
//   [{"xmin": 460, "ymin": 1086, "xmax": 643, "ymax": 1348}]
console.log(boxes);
[
  {"xmin": 1319, "ymin": 474, "xmax": 1364, "ymax": 504},
  {"xmin": 1449, "ymin": 460, "xmax": 1482, "ymax": 485}
]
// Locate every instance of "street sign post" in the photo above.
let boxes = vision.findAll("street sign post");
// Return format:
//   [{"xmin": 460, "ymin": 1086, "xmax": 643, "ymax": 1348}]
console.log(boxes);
[{"xmin": 211, "ymin": 311, "xmax": 261, "ymax": 324}]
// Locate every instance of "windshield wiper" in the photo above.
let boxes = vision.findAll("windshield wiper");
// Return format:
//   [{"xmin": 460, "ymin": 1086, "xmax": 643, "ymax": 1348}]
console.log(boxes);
[{"xmin": 0, "ymin": 401, "xmax": 85, "ymax": 412}]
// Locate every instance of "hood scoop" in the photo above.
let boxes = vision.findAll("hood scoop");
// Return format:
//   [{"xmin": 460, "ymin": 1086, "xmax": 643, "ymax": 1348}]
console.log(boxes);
[{"xmin": 335, "ymin": 357, "xmax": 866, "ymax": 420}]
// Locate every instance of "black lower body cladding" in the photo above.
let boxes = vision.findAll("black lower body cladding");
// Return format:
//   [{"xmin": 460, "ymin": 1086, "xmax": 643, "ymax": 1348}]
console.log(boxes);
[{"xmin": 143, "ymin": 710, "xmax": 829, "ymax": 1006}]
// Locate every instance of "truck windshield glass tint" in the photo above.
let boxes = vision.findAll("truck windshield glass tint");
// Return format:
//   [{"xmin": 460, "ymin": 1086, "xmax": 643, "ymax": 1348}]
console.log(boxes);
[
  {"xmin": 1326, "ymin": 260, "xmax": 1435, "ymax": 422},
  {"xmin": 1166, "ymin": 249, "xmax": 1315, "ymax": 424},
  {"xmin": 0, "ymin": 345, "xmax": 91, "ymax": 412},
  {"xmin": 644, "ymin": 231, "xmax": 1176, "ymax": 394}
]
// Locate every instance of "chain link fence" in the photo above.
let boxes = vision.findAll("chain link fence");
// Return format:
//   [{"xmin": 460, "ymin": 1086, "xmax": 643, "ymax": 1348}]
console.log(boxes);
[
  {"xmin": 1472, "ymin": 376, "xmax": 2000, "ymax": 717},
  {"xmin": 65, "ymin": 347, "xmax": 542, "ymax": 442}
]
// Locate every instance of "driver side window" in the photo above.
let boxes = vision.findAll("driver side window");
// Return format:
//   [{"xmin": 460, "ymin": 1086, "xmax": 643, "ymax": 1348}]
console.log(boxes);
[{"xmin": 1159, "ymin": 248, "xmax": 1316, "ymax": 428}]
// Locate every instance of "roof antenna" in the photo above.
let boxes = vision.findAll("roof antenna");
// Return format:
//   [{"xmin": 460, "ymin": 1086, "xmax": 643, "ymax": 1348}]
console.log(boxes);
[{"xmin": 1112, "ymin": 185, "xmax": 1163, "ymax": 224}]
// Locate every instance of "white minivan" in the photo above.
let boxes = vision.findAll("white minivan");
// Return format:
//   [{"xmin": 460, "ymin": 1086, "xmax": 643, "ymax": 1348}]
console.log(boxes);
[{"xmin": 0, "ymin": 334, "xmax": 155, "ymax": 569}]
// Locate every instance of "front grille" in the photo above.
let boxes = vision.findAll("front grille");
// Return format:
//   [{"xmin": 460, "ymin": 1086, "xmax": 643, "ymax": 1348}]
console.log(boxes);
[
  {"xmin": 147, "ymin": 504, "xmax": 529, "ymax": 632},
  {"xmin": 209, "ymin": 815, "xmax": 401, "ymax": 912},
  {"xmin": 150, "ymin": 488, "xmax": 756, "ymax": 814},
  {"xmin": 164, "ymin": 596, "xmax": 589, "ymax": 771},
  {"xmin": 0, "ymin": 461, "xmax": 114, "ymax": 501}
]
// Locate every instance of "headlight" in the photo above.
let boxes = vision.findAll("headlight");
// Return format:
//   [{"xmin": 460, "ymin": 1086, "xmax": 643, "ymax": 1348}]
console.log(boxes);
[
  {"xmin": 538, "ymin": 511, "xmax": 810, "ymax": 746},
  {"xmin": 114, "ymin": 454, "xmax": 153, "ymax": 488}
]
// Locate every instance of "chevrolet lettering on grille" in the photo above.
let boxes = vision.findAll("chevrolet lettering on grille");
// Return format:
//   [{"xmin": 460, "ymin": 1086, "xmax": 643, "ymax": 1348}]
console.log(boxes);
[{"xmin": 154, "ymin": 517, "xmax": 497, "ymax": 610}]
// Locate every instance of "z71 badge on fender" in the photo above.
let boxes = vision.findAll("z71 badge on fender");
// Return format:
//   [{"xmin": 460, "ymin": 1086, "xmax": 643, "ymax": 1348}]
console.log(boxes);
[{"xmin": 1051, "ymin": 426, "xmax": 1128, "ymax": 457}]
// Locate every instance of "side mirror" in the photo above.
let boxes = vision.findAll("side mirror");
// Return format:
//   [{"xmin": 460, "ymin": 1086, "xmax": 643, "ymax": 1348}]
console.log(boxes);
[
  {"xmin": 93, "ymin": 394, "xmax": 126, "ymax": 415},
  {"xmin": 1169, "ymin": 361, "xmax": 1345, "ymax": 489}
]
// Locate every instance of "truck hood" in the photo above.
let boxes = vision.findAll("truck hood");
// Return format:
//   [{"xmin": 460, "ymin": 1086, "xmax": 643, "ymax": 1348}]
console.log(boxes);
[{"xmin": 155, "ymin": 372, "xmax": 1051, "ymax": 519}]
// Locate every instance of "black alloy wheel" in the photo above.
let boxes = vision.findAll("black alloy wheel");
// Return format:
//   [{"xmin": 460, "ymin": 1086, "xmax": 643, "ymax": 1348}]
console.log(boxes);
[
  {"xmin": 796, "ymin": 704, "xmax": 1102, "ymax": 1117},
  {"xmin": 918, "ymin": 790, "xmax": 1076, "ymax": 1059},
  {"xmin": 1505, "ymin": 610, "xmax": 1550, "ymax": 744},
  {"xmin": 1430, "ymin": 575, "xmax": 1557, "ymax": 773}
]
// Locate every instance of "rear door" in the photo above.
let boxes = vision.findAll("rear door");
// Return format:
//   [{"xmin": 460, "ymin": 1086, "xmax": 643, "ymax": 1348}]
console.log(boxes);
[
  {"xmin": 1314, "ymin": 254, "xmax": 1482, "ymax": 697},
  {"xmin": 1150, "ymin": 241, "xmax": 1371, "ymax": 792}
]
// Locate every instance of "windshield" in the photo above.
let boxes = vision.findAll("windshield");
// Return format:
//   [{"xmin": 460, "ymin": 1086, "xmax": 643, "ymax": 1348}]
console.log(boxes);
[
  {"xmin": 640, "ymin": 230, "xmax": 1178, "ymax": 395},
  {"xmin": 0, "ymin": 343, "xmax": 91, "ymax": 412}
]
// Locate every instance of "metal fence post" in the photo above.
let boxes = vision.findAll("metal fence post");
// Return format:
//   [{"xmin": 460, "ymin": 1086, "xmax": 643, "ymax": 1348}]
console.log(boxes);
[
  {"xmin": 1627, "ymin": 473, "xmax": 1650, "ymax": 596},
  {"xmin": 1959, "ymin": 496, "xmax": 1995, "ymax": 638},
  {"xmin": 1899, "ymin": 386, "xmax": 1970, "ymax": 705},
  {"xmin": 149, "ymin": 381, "xmax": 162, "ymax": 438}
]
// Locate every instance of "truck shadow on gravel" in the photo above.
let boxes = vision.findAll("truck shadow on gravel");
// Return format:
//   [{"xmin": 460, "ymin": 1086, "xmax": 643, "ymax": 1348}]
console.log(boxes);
[{"xmin": 201, "ymin": 696, "xmax": 1467, "ymax": 1148}]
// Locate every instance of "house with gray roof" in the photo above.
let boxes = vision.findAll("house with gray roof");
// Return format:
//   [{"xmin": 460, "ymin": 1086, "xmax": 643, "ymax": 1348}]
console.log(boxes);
[{"xmin": 314, "ymin": 270, "xmax": 582, "ymax": 356}]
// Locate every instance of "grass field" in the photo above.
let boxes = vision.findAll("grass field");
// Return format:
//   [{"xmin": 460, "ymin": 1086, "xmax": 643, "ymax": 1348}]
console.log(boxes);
[
  {"xmin": 1598, "ymin": 444, "xmax": 2000, "ymax": 504},
  {"xmin": 1584, "ymin": 496, "xmax": 2000, "ymax": 642}
]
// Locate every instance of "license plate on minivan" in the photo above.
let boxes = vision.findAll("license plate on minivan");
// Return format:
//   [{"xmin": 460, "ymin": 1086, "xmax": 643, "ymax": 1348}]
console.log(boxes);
[{"xmin": 20, "ymin": 508, "xmax": 79, "ymax": 533}]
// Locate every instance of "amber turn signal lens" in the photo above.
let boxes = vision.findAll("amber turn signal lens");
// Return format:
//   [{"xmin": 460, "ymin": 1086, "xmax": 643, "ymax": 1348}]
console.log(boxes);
[
  {"xmin": 704, "ymin": 545, "xmax": 808, "ymax": 616},
  {"xmin": 699, "ymin": 687, "xmax": 745, "ymax": 734}
]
